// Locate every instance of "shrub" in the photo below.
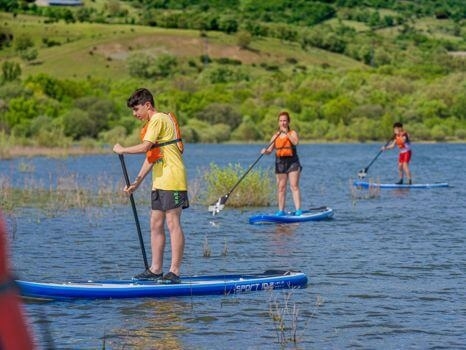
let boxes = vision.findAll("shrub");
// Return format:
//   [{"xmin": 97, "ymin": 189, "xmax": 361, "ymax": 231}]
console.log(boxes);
[
  {"xmin": 203, "ymin": 163, "xmax": 273, "ymax": 207},
  {"xmin": 195, "ymin": 103, "xmax": 242, "ymax": 129}
]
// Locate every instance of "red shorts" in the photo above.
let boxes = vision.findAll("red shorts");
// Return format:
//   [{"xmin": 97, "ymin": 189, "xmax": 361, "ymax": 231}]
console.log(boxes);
[{"xmin": 398, "ymin": 150, "xmax": 411, "ymax": 163}]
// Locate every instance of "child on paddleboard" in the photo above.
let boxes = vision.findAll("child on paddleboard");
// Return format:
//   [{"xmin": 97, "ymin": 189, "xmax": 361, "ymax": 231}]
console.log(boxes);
[
  {"xmin": 261, "ymin": 111, "xmax": 303, "ymax": 216},
  {"xmin": 382, "ymin": 122, "xmax": 413, "ymax": 185},
  {"xmin": 113, "ymin": 88, "xmax": 188, "ymax": 284}
]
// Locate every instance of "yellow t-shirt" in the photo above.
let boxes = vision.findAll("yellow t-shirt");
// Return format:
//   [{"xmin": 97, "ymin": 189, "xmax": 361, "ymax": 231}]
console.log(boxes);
[{"xmin": 143, "ymin": 112, "xmax": 187, "ymax": 191}]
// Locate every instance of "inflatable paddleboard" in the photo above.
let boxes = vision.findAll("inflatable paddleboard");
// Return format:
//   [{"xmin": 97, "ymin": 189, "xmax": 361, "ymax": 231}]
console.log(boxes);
[
  {"xmin": 16, "ymin": 270, "xmax": 307, "ymax": 300},
  {"xmin": 249, "ymin": 207, "xmax": 334, "ymax": 225},
  {"xmin": 353, "ymin": 180, "xmax": 449, "ymax": 189}
]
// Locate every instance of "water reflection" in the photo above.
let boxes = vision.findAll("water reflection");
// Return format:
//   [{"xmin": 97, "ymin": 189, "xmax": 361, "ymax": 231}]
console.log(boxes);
[
  {"xmin": 108, "ymin": 299, "xmax": 192, "ymax": 348},
  {"xmin": 274, "ymin": 223, "xmax": 299, "ymax": 236}
]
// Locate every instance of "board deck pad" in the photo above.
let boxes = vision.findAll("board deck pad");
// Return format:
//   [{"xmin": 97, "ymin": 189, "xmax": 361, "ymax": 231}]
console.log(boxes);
[
  {"xmin": 16, "ymin": 270, "xmax": 308, "ymax": 300},
  {"xmin": 248, "ymin": 207, "xmax": 334, "ymax": 225}
]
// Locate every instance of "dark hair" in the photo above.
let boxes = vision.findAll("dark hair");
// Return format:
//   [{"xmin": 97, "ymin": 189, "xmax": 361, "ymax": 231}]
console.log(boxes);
[
  {"xmin": 393, "ymin": 122, "xmax": 403, "ymax": 128},
  {"xmin": 127, "ymin": 88, "xmax": 155, "ymax": 108}
]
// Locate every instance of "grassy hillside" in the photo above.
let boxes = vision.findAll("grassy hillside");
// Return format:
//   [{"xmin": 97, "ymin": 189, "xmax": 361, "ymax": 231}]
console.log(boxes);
[
  {"xmin": 0, "ymin": 12, "xmax": 365, "ymax": 80},
  {"xmin": 0, "ymin": 1, "xmax": 465, "ymax": 147}
]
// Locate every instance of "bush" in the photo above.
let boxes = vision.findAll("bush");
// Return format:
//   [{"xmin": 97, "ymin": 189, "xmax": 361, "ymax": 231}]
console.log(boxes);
[
  {"xmin": 231, "ymin": 116, "xmax": 262, "ymax": 141},
  {"xmin": 61, "ymin": 108, "xmax": 96, "ymax": 140},
  {"xmin": 35, "ymin": 128, "xmax": 72, "ymax": 147},
  {"xmin": 203, "ymin": 163, "xmax": 273, "ymax": 207},
  {"xmin": 1, "ymin": 61, "xmax": 21, "ymax": 82},
  {"xmin": 237, "ymin": 30, "xmax": 252, "ymax": 49},
  {"xmin": 98, "ymin": 125, "xmax": 127, "ymax": 145},
  {"xmin": 195, "ymin": 103, "xmax": 242, "ymax": 129}
]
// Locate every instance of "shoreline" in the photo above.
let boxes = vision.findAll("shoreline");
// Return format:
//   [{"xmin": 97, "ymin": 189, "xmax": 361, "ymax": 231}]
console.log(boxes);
[{"xmin": 1, "ymin": 141, "xmax": 464, "ymax": 159}]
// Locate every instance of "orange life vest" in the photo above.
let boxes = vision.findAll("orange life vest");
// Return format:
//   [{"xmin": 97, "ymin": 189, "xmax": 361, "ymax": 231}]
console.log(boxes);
[
  {"xmin": 275, "ymin": 132, "xmax": 295, "ymax": 157},
  {"xmin": 140, "ymin": 112, "xmax": 184, "ymax": 164},
  {"xmin": 395, "ymin": 132, "xmax": 410, "ymax": 152}
]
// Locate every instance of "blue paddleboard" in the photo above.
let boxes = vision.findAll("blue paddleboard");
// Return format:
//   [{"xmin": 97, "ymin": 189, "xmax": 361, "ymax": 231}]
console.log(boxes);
[
  {"xmin": 16, "ymin": 270, "xmax": 307, "ymax": 300},
  {"xmin": 249, "ymin": 207, "xmax": 334, "ymax": 225},
  {"xmin": 353, "ymin": 180, "xmax": 449, "ymax": 189}
]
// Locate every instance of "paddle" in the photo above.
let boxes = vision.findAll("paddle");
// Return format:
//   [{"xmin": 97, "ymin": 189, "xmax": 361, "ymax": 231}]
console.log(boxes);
[
  {"xmin": 118, "ymin": 154, "xmax": 149, "ymax": 270},
  {"xmin": 208, "ymin": 132, "xmax": 281, "ymax": 215},
  {"xmin": 357, "ymin": 138, "xmax": 393, "ymax": 179},
  {"xmin": 306, "ymin": 206, "xmax": 329, "ymax": 211}
]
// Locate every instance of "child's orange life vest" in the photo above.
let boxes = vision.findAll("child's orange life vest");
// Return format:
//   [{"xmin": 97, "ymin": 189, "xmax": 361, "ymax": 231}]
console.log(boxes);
[
  {"xmin": 395, "ymin": 132, "xmax": 410, "ymax": 152},
  {"xmin": 140, "ymin": 112, "xmax": 184, "ymax": 163}
]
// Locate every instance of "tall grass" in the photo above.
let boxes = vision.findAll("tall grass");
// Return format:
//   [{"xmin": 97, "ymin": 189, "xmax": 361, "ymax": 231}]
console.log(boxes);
[
  {"xmin": 0, "ymin": 173, "xmax": 130, "ymax": 216},
  {"xmin": 203, "ymin": 163, "xmax": 274, "ymax": 207}
]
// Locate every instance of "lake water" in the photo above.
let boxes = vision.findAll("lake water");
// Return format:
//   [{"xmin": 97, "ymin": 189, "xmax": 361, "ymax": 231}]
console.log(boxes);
[{"xmin": 3, "ymin": 143, "xmax": 465, "ymax": 349}]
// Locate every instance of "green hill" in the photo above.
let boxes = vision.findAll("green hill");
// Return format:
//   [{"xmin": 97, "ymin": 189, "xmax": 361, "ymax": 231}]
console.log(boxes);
[{"xmin": 0, "ymin": 0, "xmax": 465, "ymax": 147}]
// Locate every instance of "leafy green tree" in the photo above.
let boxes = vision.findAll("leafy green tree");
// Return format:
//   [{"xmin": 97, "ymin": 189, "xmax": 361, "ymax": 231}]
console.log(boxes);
[
  {"xmin": 183, "ymin": 118, "xmax": 223, "ymax": 143},
  {"xmin": 218, "ymin": 16, "xmax": 238, "ymax": 34},
  {"xmin": 195, "ymin": 103, "xmax": 242, "ymax": 130},
  {"xmin": 98, "ymin": 125, "xmax": 127, "ymax": 145},
  {"xmin": 321, "ymin": 96, "xmax": 355, "ymax": 125},
  {"xmin": 307, "ymin": 119, "xmax": 331, "ymax": 140},
  {"xmin": 148, "ymin": 54, "xmax": 178, "ymax": 78},
  {"xmin": 231, "ymin": 115, "xmax": 262, "ymax": 141},
  {"xmin": 61, "ymin": 108, "xmax": 96, "ymax": 140},
  {"xmin": 74, "ymin": 96, "xmax": 119, "ymax": 132}
]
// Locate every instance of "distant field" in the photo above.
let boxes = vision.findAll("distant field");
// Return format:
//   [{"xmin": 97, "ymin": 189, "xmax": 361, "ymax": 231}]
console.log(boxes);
[{"xmin": 0, "ymin": 12, "xmax": 365, "ymax": 80}]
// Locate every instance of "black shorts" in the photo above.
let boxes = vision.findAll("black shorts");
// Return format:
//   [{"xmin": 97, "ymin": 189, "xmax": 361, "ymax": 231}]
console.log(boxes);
[
  {"xmin": 275, "ymin": 157, "xmax": 302, "ymax": 174},
  {"xmin": 151, "ymin": 190, "xmax": 189, "ymax": 211}
]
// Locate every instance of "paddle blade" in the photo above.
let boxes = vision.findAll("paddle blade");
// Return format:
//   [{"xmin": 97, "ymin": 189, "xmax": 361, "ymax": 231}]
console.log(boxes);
[
  {"xmin": 208, "ymin": 195, "xmax": 228, "ymax": 215},
  {"xmin": 357, "ymin": 168, "xmax": 367, "ymax": 179}
]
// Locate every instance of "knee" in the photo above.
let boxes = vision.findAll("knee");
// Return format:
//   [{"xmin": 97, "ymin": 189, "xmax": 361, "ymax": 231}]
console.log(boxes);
[{"xmin": 277, "ymin": 183, "xmax": 286, "ymax": 192}]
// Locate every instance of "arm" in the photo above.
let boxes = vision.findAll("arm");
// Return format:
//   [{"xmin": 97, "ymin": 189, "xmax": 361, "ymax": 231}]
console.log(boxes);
[
  {"xmin": 382, "ymin": 139, "xmax": 396, "ymax": 151},
  {"xmin": 113, "ymin": 140, "xmax": 153, "ymax": 155},
  {"xmin": 125, "ymin": 158, "xmax": 153, "ymax": 194},
  {"xmin": 261, "ymin": 132, "xmax": 280, "ymax": 155},
  {"xmin": 287, "ymin": 130, "xmax": 299, "ymax": 145}
]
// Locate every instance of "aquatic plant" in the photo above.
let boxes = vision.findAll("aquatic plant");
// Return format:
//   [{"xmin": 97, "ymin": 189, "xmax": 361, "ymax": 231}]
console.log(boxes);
[
  {"xmin": 0, "ymin": 173, "xmax": 131, "ymax": 216},
  {"xmin": 269, "ymin": 291, "xmax": 301, "ymax": 345},
  {"xmin": 203, "ymin": 163, "xmax": 274, "ymax": 207},
  {"xmin": 350, "ymin": 177, "xmax": 381, "ymax": 202},
  {"xmin": 203, "ymin": 235, "xmax": 211, "ymax": 257}
]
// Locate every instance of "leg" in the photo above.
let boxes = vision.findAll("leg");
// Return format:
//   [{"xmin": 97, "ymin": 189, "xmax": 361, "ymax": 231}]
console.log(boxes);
[
  {"xmin": 402, "ymin": 162, "xmax": 412, "ymax": 181},
  {"xmin": 149, "ymin": 209, "xmax": 166, "ymax": 274},
  {"xmin": 276, "ymin": 173, "xmax": 288, "ymax": 211},
  {"xmin": 165, "ymin": 206, "xmax": 185, "ymax": 276},
  {"xmin": 288, "ymin": 170, "xmax": 301, "ymax": 211},
  {"xmin": 397, "ymin": 162, "xmax": 404, "ymax": 181}
]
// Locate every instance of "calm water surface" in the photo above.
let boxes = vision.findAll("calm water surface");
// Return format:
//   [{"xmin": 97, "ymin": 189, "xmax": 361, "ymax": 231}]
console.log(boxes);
[{"xmin": 3, "ymin": 143, "xmax": 465, "ymax": 349}]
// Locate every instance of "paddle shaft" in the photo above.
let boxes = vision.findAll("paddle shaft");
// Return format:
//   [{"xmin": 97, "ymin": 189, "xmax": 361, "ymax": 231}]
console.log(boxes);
[
  {"xmin": 223, "ymin": 132, "xmax": 281, "ymax": 201},
  {"xmin": 118, "ymin": 154, "xmax": 149, "ymax": 270},
  {"xmin": 363, "ymin": 138, "xmax": 393, "ymax": 173}
]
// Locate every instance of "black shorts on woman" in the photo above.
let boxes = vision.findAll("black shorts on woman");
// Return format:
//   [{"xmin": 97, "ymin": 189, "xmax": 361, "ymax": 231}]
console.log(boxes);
[
  {"xmin": 275, "ymin": 153, "xmax": 302, "ymax": 174},
  {"xmin": 151, "ymin": 189, "xmax": 189, "ymax": 211}
]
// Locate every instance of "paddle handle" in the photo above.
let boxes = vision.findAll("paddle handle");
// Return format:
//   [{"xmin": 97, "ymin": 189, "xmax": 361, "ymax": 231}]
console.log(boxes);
[{"xmin": 118, "ymin": 154, "xmax": 149, "ymax": 270}]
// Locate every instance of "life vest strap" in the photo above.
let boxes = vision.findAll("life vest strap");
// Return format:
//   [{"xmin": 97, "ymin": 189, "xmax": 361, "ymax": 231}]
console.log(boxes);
[{"xmin": 150, "ymin": 138, "xmax": 183, "ymax": 149}]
